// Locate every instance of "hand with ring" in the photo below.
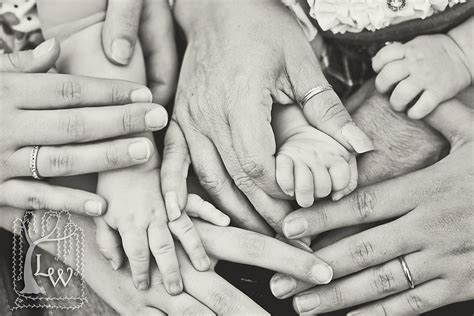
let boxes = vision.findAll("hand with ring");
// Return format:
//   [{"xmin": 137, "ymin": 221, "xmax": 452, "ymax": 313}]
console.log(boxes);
[
  {"xmin": 270, "ymin": 100, "xmax": 474, "ymax": 314},
  {"xmin": 0, "ymin": 39, "xmax": 168, "ymax": 216}
]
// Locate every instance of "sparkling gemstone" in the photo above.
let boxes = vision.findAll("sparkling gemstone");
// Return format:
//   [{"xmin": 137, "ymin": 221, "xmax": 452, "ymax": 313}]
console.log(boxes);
[{"xmin": 387, "ymin": 0, "xmax": 406, "ymax": 11}]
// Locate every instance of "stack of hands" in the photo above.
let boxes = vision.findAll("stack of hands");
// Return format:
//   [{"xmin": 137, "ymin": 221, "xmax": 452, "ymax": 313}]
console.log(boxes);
[{"xmin": 0, "ymin": 0, "xmax": 472, "ymax": 315}]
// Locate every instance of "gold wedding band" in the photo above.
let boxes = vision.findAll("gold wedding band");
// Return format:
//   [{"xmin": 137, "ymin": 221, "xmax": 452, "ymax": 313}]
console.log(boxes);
[
  {"xmin": 299, "ymin": 84, "xmax": 333, "ymax": 110},
  {"xmin": 399, "ymin": 256, "xmax": 415, "ymax": 289},
  {"xmin": 30, "ymin": 145, "xmax": 43, "ymax": 180}
]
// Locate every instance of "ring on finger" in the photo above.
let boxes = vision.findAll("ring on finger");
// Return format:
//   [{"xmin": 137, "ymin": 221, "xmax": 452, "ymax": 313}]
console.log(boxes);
[
  {"xmin": 299, "ymin": 84, "xmax": 333, "ymax": 110},
  {"xmin": 30, "ymin": 145, "xmax": 44, "ymax": 180},
  {"xmin": 399, "ymin": 256, "xmax": 415, "ymax": 289}
]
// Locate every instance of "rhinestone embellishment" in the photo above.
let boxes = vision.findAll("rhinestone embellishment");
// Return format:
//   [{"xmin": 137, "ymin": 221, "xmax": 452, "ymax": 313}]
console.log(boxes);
[{"xmin": 387, "ymin": 0, "xmax": 406, "ymax": 12}]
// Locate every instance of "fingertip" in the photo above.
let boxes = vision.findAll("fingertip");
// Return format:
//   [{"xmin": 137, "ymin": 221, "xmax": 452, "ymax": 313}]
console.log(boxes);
[
  {"xmin": 340, "ymin": 123, "xmax": 375, "ymax": 154},
  {"xmin": 165, "ymin": 279, "xmax": 183, "ymax": 296},
  {"xmin": 165, "ymin": 192, "xmax": 182, "ymax": 221},
  {"xmin": 84, "ymin": 199, "xmax": 106, "ymax": 216},
  {"xmin": 110, "ymin": 38, "xmax": 133, "ymax": 65}
]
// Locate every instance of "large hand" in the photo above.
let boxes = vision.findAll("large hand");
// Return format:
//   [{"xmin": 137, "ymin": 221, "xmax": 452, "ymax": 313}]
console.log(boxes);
[
  {"xmin": 271, "ymin": 100, "xmax": 474, "ymax": 314},
  {"xmin": 0, "ymin": 40, "xmax": 168, "ymax": 216},
  {"xmin": 161, "ymin": 0, "xmax": 373, "ymax": 235},
  {"xmin": 101, "ymin": 0, "xmax": 178, "ymax": 105}
]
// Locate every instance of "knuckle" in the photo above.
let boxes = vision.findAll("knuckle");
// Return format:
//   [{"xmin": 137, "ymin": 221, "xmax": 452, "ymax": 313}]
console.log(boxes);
[
  {"xmin": 328, "ymin": 285, "xmax": 344, "ymax": 306},
  {"xmin": 128, "ymin": 248, "xmax": 149, "ymax": 263},
  {"xmin": 152, "ymin": 242, "xmax": 175, "ymax": 257},
  {"xmin": 320, "ymin": 102, "xmax": 347, "ymax": 122},
  {"xmin": 350, "ymin": 190, "xmax": 377, "ymax": 221},
  {"xmin": 239, "ymin": 231, "xmax": 266, "ymax": 258},
  {"xmin": 105, "ymin": 144, "xmax": 121, "ymax": 168},
  {"xmin": 371, "ymin": 265, "xmax": 396, "ymax": 295},
  {"xmin": 49, "ymin": 148, "xmax": 75, "ymax": 175},
  {"xmin": 60, "ymin": 113, "xmax": 87, "ymax": 142},
  {"xmin": 120, "ymin": 106, "xmax": 135, "ymax": 134},
  {"xmin": 199, "ymin": 174, "xmax": 226, "ymax": 196},
  {"xmin": 405, "ymin": 293, "xmax": 425, "ymax": 313},
  {"xmin": 240, "ymin": 158, "xmax": 266, "ymax": 180},
  {"xmin": 171, "ymin": 218, "xmax": 194, "ymax": 236},
  {"xmin": 110, "ymin": 83, "xmax": 128, "ymax": 104},
  {"xmin": 233, "ymin": 173, "xmax": 257, "ymax": 195},
  {"xmin": 57, "ymin": 79, "xmax": 83, "ymax": 105},
  {"xmin": 27, "ymin": 192, "xmax": 47, "ymax": 210},
  {"xmin": 209, "ymin": 290, "xmax": 241, "ymax": 314},
  {"xmin": 348, "ymin": 239, "xmax": 376, "ymax": 268}
]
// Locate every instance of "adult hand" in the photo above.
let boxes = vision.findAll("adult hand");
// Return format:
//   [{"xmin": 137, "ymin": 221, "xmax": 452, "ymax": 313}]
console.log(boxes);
[
  {"xmin": 161, "ymin": 0, "xmax": 373, "ymax": 234},
  {"xmin": 271, "ymin": 100, "xmax": 474, "ymax": 314},
  {"xmin": 0, "ymin": 39, "xmax": 168, "ymax": 216},
  {"xmin": 101, "ymin": 0, "xmax": 178, "ymax": 104}
]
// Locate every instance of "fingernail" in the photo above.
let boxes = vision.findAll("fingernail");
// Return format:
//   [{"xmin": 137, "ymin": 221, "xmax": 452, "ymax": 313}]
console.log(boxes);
[
  {"xmin": 168, "ymin": 281, "xmax": 183, "ymax": 295},
  {"xmin": 111, "ymin": 38, "xmax": 132, "ymax": 65},
  {"xmin": 341, "ymin": 123, "xmax": 375, "ymax": 154},
  {"xmin": 136, "ymin": 280, "xmax": 149, "ymax": 291},
  {"xmin": 128, "ymin": 140, "xmax": 151, "ymax": 161},
  {"xmin": 108, "ymin": 259, "xmax": 120, "ymax": 271},
  {"xmin": 332, "ymin": 192, "xmax": 343, "ymax": 201},
  {"xmin": 145, "ymin": 107, "xmax": 168, "ymax": 130},
  {"xmin": 283, "ymin": 217, "xmax": 308, "ymax": 238},
  {"xmin": 347, "ymin": 312, "xmax": 364, "ymax": 316},
  {"xmin": 270, "ymin": 274, "xmax": 297, "ymax": 298},
  {"xmin": 197, "ymin": 256, "xmax": 211, "ymax": 271},
  {"xmin": 294, "ymin": 292, "xmax": 320, "ymax": 313},
  {"xmin": 130, "ymin": 87, "xmax": 153, "ymax": 103},
  {"xmin": 33, "ymin": 38, "xmax": 55, "ymax": 59},
  {"xmin": 165, "ymin": 192, "xmax": 181, "ymax": 221},
  {"xmin": 310, "ymin": 263, "xmax": 333, "ymax": 284},
  {"xmin": 84, "ymin": 200, "xmax": 104, "ymax": 216}
]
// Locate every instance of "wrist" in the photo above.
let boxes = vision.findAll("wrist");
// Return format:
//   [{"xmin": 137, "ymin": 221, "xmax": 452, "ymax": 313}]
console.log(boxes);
[{"xmin": 446, "ymin": 24, "xmax": 474, "ymax": 85}]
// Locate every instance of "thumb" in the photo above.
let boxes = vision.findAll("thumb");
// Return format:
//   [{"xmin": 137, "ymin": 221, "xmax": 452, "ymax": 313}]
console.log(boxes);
[
  {"xmin": 0, "ymin": 38, "xmax": 59, "ymax": 73},
  {"xmin": 424, "ymin": 99, "xmax": 474, "ymax": 152}
]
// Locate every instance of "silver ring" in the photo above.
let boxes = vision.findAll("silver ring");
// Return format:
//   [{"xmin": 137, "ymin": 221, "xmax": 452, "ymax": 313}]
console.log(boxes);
[
  {"xmin": 299, "ymin": 84, "xmax": 333, "ymax": 109},
  {"xmin": 30, "ymin": 145, "xmax": 43, "ymax": 180},
  {"xmin": 399, "ymin": 256, "xmax": 415, "ymax": 289}
]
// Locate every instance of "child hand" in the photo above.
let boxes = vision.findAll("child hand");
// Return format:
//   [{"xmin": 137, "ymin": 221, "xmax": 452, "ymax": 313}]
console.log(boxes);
[
  {"xmin": 373, "ymin": 35, "xmax": 472, "ymax": 119},
  {"xmin": 276, "ymin": 124, "xmax": 358, "ymax": 207},
  {"xmin": 95, "ymin": 153, "xmax": 229, "ymax": 295}
]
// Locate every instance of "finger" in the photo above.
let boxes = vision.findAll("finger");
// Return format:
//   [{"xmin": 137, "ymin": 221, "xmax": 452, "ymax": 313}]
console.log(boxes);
[
  {"xmin": 20, "ymin": 103, "xmax": 167, "ymax": 146},
  {"xmin": 425, "ymin": 99, "xmax": 474, "ymax": 149},
  {"xmin": 407, "ymin": 90, "xmax": 441, "ymax": 120},
  {"xmin": 292, "ymin": 252, "xmax": 437, "ymax": 313},
  {"xmin": 0, "ymin": 179, "xmax": 106, "ymax": 216},
  {"xmin": 147, "ymin": 219, "xmax": 183, "ymax": 295},
  {"xmin": 275, "ymin": 154, "xmax": 295, "ymax": 197},
  {"xmin": 136, "ymin": 307, "xmax": 166, "ymax": 316},
  {"xmin": 349, "ymin": 279, "xmax": 450, "ymax": 315},
  {"xmin": 282, "ymin": 171, "xmax": 424, "ymax": 238},
  {"xmin": 0, "ymin": 38, "xmax": 59, "ymax": 73},
  {"xmin": 332, "ymin": 155, "xmax": 358, "ymax": 201},
  {"xmin": 169, "ymin": 213, "xmax": 211, "ymax": 272},
  {"xmin": 185, "ymin": 131, "xmax": 272, "ymax": 235},
  {"xmin": 328, "ymin": 158, "xmax": 351, "ymax": 192},
  {"xmin": 185, "ymin": 194, "xmax": 230, "ymax": 226},
  {"xmin": 375, "ymin": 60, "xmax": 409, "ymax": 94},
  {"xmin": 102, "ymin": 0, "xmax": 142, "ymax": 65},
  {"xmin": 161, "ymin": 120, "xmax": 190, "ymax": 221},
  {"xmin": 94, "ymin": 217, "xmax": 124, "ymax": 270},
  {"xmin": 309, "ymin": 162, "xmax": 332, "ymax": 199},
  {"xmin": 372, "ymin": 42, "xmax": 406, "ymax": 73},
  {"xmin": 9, "ymin": 138, "xmax": 154, "ymax": 178},
  {"xmin": 294, "ymin": 161, "xmax": 315, "ymax": 207},
  {"xmin": 119, "ymin": 226, "xmax": 150, "ymax": 290},
  {"xmin": 195, "ymin": 220, "xmax": 334, "ymax": 285},
  {"xmin": 390, "ymin": 78, "xmax": 422, "ymax": 112},
  {"xmin": 177, "ymin": 246, "xmax": 267, "ymax": 315},
  {"xmin": 140, "ymin": 0, "xmax": 178, "ymax": 105},
  {"xmin": 7, "ymin": 73, "xmax": 153, "ymax": 109}
]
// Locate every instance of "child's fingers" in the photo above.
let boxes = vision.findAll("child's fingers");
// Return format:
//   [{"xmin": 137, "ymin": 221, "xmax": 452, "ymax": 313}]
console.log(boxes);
[
  {"xmin": 408, "ymin": 90, "xmax": 441, "ymax": 120},
  {"xmin": 328, "ymin": 158, "xmax": 351, "ymax": 191},
  {"xmin": 94, "ymin": 217, "xmax": 124, "ymax": 271},
  {"xmin": 161, "ymin": 120, "xmax": 191, "ymax": 221},
  {"xmin": 390, "ymin": 78, "xmax": 423, "ymax": 112},
  {"xmin": 185, "ymin": 194, "xmax": 230, "ymax": 226},
  {"xmin": 294, "ymin": 161, "xmax": 315, "ymax": 207},
  {"xmin": 119, "ymin": 226, "xmax": 151, "ymax": 291},
  {"xmin": 148, "ymin": 219, "xmax": 183, "ymax": 295},
  {"xmin": 309, "ymin": 162, "xmax": 332, "ymax": 199},
  {"xmin": 332, "ymin": 155, "xmax": 358, "ymax": 201},
  {"xmin": 372, "ymin": 42, "xmax": 406, "ymax": 73},
  {"xmin": 169, "ymin": 214, "xmax": 211, "ymax": 272},
  {"xmin": 375, "ymin": 60, "xmax": 409, "ymax": 94},
  {"xmin": 276, "ymin": 154, "xmax": 295, "ymax": 197}
]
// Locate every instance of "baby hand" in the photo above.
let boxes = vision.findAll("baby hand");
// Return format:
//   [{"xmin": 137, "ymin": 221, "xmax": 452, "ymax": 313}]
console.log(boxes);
[
  {"xmin": 95, "ymin": 151, "xmax": 229, "ymax": 295},
  {"xmin": 276, "ymin": 125, "xmax": 357, "ymax": 207},
  {"xmin": 373, "ymin": 35, "xmax": 472, "ymax": 119}
]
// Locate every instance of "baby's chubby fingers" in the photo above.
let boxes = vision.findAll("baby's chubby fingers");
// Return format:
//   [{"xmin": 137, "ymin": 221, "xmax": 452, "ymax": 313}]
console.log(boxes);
[
  {"xmin": 332, "ymin": 155, "xmax": 358, "ymax": 201},
  {"xmin": 408, "ymin": 90, "xmax": 441, "ymax": 120},
  {"xmin": 328, "ymin": 158, "xmax": 351, "ymax": 192},
  {"xmin": 309, "ymin": 162, "xmax": 331, "ymax": 199},
  {"xmin": 372, "ymin": 42, "xmax": 406, "ymax": 73},
  {"xmin": 169, "ymin": 213, "xmax": 211, "ymax": 272},
  {"xmin": 375, "ymin": 60, "xmax": 409, "ymax": 94},
  {"xmin": 94, "ymin": 217, "xmax": 124, "ymax": 271},
  {"xmin": 390, "ymin": 78, "xmax": 423, "ymax": 112},
  {"xmin": 276, "ymin": 154, "xmax": 295, "ymax": 197},
  {"xmin": 185, "ymin": 194, "xmax": 230, "ymax": 227},
  {"xmin": 294, "ymin": 161, "xmax": 315, "ymax": 208}
]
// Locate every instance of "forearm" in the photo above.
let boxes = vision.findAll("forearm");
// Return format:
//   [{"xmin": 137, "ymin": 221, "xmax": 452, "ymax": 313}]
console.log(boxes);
[{"xmin": 447, "ymin": 17, "xmax": 474, "ymax": 82}]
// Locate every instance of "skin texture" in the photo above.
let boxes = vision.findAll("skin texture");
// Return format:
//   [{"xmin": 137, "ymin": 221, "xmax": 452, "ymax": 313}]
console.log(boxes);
[{"xmin": 271, "ymin": 96, "xmax": 474, "ymax": 314}]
